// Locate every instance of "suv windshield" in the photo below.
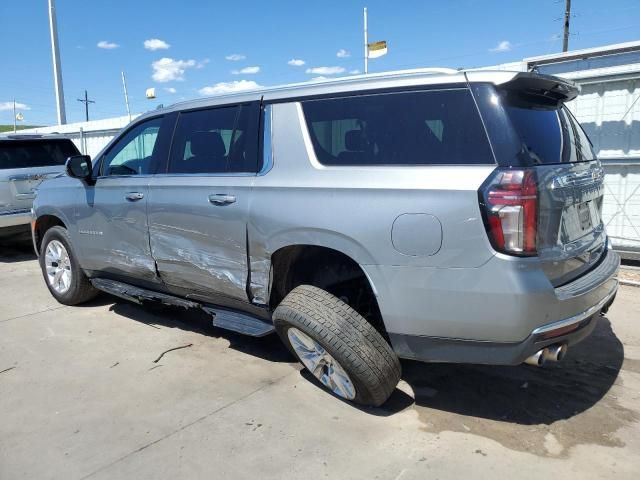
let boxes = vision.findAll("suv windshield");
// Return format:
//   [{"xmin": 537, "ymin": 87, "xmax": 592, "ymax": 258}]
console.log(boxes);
[
  {"xmin": 502, "ymin": 93, "xmax": 596, "ymax": 164},
  {"xmin": 0, "ymin": 139, "xmax": 79, "ymax": 170}
]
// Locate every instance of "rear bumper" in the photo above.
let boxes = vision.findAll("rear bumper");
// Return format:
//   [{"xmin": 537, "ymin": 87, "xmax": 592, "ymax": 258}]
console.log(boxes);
[
  {"xmin": 389, "ymin": 279, "xmax": 617, "ymax": 365},
  {"xmin": 0, "ymin": 209, "xmax": 31, "ymax": 229}
]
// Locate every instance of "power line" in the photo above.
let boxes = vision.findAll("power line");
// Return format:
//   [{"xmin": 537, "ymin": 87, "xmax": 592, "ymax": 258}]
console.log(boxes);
[{"xmin": 77, "ymin": 90, "xmax": 95, "ymax": 122}]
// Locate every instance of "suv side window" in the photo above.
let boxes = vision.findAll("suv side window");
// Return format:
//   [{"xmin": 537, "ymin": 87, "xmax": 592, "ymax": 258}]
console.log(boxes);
[
  {"xmin": 301, "ymin": 89, "xmax": 495, "ymax": 166},
  {"xmin": 100, "ymin": 117, "xmax": 164, "ymax": 176},
  {"xmin": 167, "ymin": 104, "xmax": 258, "ymax": 174}
]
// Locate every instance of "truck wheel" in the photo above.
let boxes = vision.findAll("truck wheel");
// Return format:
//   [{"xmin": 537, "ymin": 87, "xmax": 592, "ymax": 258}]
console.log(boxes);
[
  {"xmin": 274, "ymin": 285, "xmax": 401, "ymax": 407},
  {"xmin": 39, "ymin": 226, "xmax": 98, "ymax": 305}
]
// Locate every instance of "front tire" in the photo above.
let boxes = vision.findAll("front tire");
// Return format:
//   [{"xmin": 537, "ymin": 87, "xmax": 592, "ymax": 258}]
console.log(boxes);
[
  {"xmin": 274, "ymin": 285, "xmax": 401, "ymax": 407},
  {"xmin": 39, "ymin": 226, "xmax": 98, "ymax": 305}
]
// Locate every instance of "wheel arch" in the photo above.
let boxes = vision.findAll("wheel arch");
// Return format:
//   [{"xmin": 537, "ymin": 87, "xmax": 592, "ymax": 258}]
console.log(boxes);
[
  {"xmin": 267, "ymin": 243, "xmax": 388, "ymax": 339},
  {"xmin": 33, "ymin": 214, "xmax": 67, "ymax": 255}
]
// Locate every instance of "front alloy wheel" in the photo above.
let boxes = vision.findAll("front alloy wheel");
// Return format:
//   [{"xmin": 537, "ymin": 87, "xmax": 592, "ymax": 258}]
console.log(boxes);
[{"xmin": 44, "ymin": 239, "xmax": 72, "ymax": 294}]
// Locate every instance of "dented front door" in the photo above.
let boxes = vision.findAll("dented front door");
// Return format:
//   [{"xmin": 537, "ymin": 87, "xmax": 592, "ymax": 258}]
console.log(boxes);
[{"xmin": 74, "ymin": 115, "xmax": 171, "ymax": 282}]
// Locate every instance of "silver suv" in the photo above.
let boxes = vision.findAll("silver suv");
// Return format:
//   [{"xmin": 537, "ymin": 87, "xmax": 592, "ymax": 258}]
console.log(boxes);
[
  {"xmin": 1, "ymin": 135, "xmax": 78, "ymax": 241},
  {"xmin": 32, "ymin": 70, "xmax": 619, "ymax": 406}
]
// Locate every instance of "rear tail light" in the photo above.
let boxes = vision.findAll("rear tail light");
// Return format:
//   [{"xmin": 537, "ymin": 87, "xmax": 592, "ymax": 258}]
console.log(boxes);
[{"xmin": 479, "ymin": 168, "xmax": 538, "ymax": 256}]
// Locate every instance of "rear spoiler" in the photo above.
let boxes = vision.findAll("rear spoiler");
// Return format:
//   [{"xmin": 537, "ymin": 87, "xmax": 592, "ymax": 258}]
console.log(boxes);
[{"xmin": 496, "ymin": 72, "xmax": 579, "ymax": 105}]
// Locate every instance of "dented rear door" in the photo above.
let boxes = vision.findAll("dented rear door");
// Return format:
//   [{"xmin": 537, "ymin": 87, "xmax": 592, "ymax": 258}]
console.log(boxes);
[{"xmin": 146, "ymin": 103, "xmax": 260, "ymax": 303}]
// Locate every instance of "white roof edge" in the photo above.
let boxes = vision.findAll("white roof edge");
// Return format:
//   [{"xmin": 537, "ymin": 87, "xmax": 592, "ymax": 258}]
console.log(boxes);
[{"xmin": 525, "ymin": 40, "xmax": 640, "ymax": 64}]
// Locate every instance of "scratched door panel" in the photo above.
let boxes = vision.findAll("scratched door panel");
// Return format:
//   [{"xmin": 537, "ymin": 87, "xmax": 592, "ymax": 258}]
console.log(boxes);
[
  {"xmin": 74, "ymin": 177, "xmax": 156, "ymax": 281},
  {"xmin": 146, "ymin": 175, "xmax": 252, "ymax": 301}
]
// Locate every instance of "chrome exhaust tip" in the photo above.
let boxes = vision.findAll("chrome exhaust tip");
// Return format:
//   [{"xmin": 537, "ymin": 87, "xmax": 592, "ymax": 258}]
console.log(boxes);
[
  {"xmin": 543, "ymin": 344, "xmax": 568, "ymax": 362},
  {"xmin": 524, "ymin": 348, "xmax": 548, "ymax": 367}
]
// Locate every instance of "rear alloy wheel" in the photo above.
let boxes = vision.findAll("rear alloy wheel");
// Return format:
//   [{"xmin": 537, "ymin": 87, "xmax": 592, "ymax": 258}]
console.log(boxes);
[
  {"xmin": 287, "ymin": 327, "xmax": 357, "ymax": 400},
  {"xmin": 274, "ymin": 285, "xmax": 401, "ymax": 407}
]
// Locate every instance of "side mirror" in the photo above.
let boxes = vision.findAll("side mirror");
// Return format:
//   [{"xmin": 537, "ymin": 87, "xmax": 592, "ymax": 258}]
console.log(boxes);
[{"xmin": 65, "ymin": 155, "xmax": 93, "ymax": 184}]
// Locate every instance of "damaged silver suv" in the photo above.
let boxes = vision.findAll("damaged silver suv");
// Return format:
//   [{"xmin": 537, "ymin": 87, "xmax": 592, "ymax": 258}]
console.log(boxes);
[{"xmin": 32, "ymin": 69, "xmax": 619, "ymax": 406}]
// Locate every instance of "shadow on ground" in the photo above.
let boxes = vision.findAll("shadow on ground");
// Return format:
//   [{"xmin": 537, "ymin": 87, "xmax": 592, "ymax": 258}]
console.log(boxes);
[
  {"xmin": 105, "ymin": 294, "xmax": 626, "ymax": 434},
  {"xmin": 388, "ymin": 318, "xmax": 625, "ymax": 425},
  {"xmin": 109, "ymin": 299, "xmax": 293, "ymax": 364},
  {"xmin": 0, "ymin": 240, "xmax": 37, "ymax": 263}
]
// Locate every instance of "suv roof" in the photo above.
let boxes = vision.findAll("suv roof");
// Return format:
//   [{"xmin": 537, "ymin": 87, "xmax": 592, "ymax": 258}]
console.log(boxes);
[
  {"xmin": 137, "ymin": 69, "xmax": 576, "ymax": 125},
  {"xmin": 0, "ymin": 134, "xmax": 76, "ymax": 142}
]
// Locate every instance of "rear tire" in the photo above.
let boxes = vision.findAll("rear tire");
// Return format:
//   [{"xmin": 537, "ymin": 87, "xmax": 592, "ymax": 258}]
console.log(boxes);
[
  {"xmin": 39, "ymin": 226, "xmax": 98, "ymax": 305},
  {"xmin": 274, "ymin": 285, "xmax": 401, "ymax": 407}
]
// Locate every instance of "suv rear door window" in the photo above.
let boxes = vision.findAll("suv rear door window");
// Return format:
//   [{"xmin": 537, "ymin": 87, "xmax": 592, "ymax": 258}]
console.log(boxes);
[
  {"xmin": 0, "ymin": 139, "xmax": 79, "ymax": 169},
  {"xmin": 167, "ymin": 104, "xmax": 258, "ymax": 174},
  {"xmin": 301, "ymin": 89, "xmax": 495, "ymax": 166}
]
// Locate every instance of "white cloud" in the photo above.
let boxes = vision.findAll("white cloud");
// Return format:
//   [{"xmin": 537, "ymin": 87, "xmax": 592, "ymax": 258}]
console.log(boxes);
[
  {"xmin": 489, "ymin": 40, "xmax": 512, "ymax": 52},
  {"xmin": 97, "ymin": 40, "xmax": 119, "ymax": 49},
  {"xmin": 336, "ymin": 48, "xmax": 350, "ymax": 58},
  {"xmin": 310, "ymin": 76, "xmax": 329, "ymax": 81},
  {"xmin": 231, "ymin": 66, "xmax": 260, "ymax": 75},
  {"xmin": 151, "ymin": 57, "xmax": 197, "ymax": 82},
  {"xmin": 225, "ymin": 53, "xmax": 246, "ymax": 61},
  {"xmin": 196, "ymin": 58, "xmax": 210, "ymax": 69},
  {"xmin": 198, "ymin": 80, "xmax": 262, "ymax": 96},
  {"xmin": 305, "ymin": 66, "xmax": 345, "ymax": 75},
  {"xmin": 288, "ymin": 58, "xmax": 305, "ymax": 66},
  {"xmin": 349, "ymin": 69, "xmax": 360, "ymax": 74},
  {"xmin": 164, "ymin": 87, "xmax": 177, "ymax": 94},
  {"xmin": 0, "ymin": 101, "xmax": 30, "ymax": 111},
  {"xmin": 144, "ymin": 38, "xmax": 170, "ymax": 51}
]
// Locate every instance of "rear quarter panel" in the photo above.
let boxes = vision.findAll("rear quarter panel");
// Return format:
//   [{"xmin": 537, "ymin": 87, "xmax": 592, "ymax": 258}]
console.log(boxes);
[{"xmin": 249, "ymin": 102, "xmax": 498, "ymax": 334}]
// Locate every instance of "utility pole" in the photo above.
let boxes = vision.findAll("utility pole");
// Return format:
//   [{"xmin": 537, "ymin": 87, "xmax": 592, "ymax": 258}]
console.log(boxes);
[
  {"xmin": 121, "ymin": 71, "xmax": 132, "ymax": 123},
  {"xmin": 13, "ymin": 99, "xmax": 16, "ymax": 133},
  {"xmin": 363, "ymin": 7, "xmax": 368, "ymax": 74},
  {"xmin": 77, "ymin": 90, "xmax": 95, "ymax": 122},
  {"xmin": 48, "ymin": 0, "xmax": 67, "ymax": 125},
  {"xmin": 562, "ymin": 0, "xmax": 572, "ymax": 52}
]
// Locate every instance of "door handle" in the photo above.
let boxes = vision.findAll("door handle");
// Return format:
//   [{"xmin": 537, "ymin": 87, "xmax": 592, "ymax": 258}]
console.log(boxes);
[
  {"xmin": 125, "ymin": 192, "xmax": 144, "ymax": 201},
  {"xmin": 208, "ymin": 194, "xmax": 236, "ymax": 206}
]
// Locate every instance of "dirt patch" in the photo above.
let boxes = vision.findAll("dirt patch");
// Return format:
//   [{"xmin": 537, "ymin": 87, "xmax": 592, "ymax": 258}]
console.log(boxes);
[
  {"xmin": 618, "ymin": 268, "xmax": 640, "ymax": 284},
  {"xmin": 386, "ymin": 318, "xmax": 638, "ymax": 457}
]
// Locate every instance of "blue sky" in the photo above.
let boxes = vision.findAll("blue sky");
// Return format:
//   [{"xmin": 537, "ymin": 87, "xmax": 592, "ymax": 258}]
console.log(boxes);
[{"xmin": 2, "ymin": 0, "xmax": 640, "ymax": 125}]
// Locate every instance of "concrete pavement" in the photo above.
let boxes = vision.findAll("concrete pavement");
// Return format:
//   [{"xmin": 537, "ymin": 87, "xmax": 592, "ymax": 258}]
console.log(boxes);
[{"xmin": 1, "ymin": 245, "xmax": 639, "ymax": 479}]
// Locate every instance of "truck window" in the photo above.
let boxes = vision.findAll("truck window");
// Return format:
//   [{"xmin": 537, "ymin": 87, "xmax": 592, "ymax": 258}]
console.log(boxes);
[
  {"xmin": 0, "ymin": 139, "xmax": 79, "ymax": 170},
  {"xmin": 301, "ymin": 89, "xmax": 495, "ymax": 166}
]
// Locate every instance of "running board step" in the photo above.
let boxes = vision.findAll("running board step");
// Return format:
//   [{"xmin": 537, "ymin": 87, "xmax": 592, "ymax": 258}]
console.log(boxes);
[
  {"xmin": 90, "ymin": 278, "xmax": 275, "ymax": 337},
  {"xmin": 91, "ymin": 278, "xmax": 200, "ymax": 309},
  {"xmin": 202, "ymin": 307, "xmax": 275, "ymax": 337}
]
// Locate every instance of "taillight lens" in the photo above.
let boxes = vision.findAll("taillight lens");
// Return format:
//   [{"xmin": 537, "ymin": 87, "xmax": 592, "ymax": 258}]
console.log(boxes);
[{"xmin": 480, "ymin": 168, "xmax": 538, "ymax": 256}]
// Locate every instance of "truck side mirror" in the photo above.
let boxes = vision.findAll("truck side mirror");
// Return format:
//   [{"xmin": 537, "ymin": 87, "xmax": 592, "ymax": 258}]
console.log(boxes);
[{"xmin": 65, "ymin": 155, "xmax": 94, "ymax": 184}]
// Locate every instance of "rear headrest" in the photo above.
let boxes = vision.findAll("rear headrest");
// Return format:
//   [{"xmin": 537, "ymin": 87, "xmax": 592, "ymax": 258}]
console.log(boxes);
[
  {"xmin": 345, "ymin": 130, "xmax": 364, "ymax": 151},
  {"xmin": 189, "ymin": 131, "xmax": 226, "ymax": 157}
]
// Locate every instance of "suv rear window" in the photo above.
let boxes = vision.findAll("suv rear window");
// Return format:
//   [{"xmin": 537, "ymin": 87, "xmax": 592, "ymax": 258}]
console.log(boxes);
[
  {"xmin": 0, "ymin": 139, "xmax": 79, "ymax": 170},
  {"xmin": 301, "ymin": 89, "xmax": 495, "ymax": 166},
  {"xmin": 502, "ymin": 92, "xmax": 596, "ymax": 164}
]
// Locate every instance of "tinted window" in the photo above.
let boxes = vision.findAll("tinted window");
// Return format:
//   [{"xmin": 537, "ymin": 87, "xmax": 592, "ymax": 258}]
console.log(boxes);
[
  {"xmin": 502, "ymin": 93, "xmax": 596, "ymax": 164},
  {"xmin": 101, "ymin": 117, "xmax": 163, "ymax": 176},
  {"xmin": 301, "ymin": 89, "xmax": 494, "ymax": 166},
  {"xmin": 168, "ymin": 104, "xmax": 258, "ymax": 174},
  {"xmin": 0, "ymin": 139, "xmax": 79, "ymax": 170}
]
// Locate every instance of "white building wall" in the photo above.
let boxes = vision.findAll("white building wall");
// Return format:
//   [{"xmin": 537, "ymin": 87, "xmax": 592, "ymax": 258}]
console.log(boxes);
[{"xmin": 17, "ymin": 115, "xmax": 139, "ymax": 158}]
